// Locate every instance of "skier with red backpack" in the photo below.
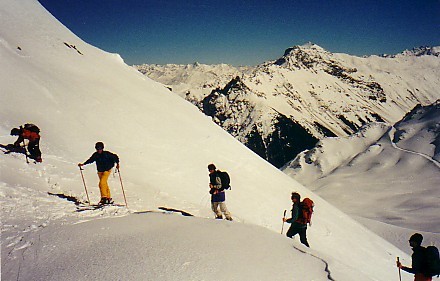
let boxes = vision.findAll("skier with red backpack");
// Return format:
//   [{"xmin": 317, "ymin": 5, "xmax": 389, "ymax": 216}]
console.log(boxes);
[
  {"xmin": 10, "ymin": 123, "xmax": 42, "ymax": 162},
  {"xmin": 283, "ymin": 192, "xmax": 314, "ymax": 247}
]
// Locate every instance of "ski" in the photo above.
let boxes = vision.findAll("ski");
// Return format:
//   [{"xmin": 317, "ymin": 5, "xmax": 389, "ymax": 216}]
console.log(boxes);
[{"xmin": 75, "ymin": 203, "xmax": 126, "ymax": 212}]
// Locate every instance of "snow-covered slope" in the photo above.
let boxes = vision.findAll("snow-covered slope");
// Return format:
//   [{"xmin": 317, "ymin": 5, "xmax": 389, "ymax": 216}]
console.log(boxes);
[
  {"xmin": 283, "ymin": 102, "xmax": 440, "ymax": 252},
  {"xmin": 4, "ymin": 212, "xmax": 333, "ymax": 281},
  {"xmin": 0, "ymin": 1, "xmax": 419, "ymax": 280},
  {"xmin": 140, "ymin": 43, "xmax": 440, "ymax": 168}
]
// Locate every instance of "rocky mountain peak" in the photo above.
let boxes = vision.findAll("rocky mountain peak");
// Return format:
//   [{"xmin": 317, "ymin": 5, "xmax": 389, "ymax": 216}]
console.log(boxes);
[{"xmin": 273, "ymin": 43, "xmax": 332, "ymax": 70}]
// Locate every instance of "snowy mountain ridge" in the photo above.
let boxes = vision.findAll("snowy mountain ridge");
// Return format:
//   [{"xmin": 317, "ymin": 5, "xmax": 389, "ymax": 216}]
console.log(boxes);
[
  {"xmin": 137, "ymin": 43, "xmax": 440, "ymax": 167},
  {"xmin": 381, "ymin": 45, "xmax": 440, "ymax": 58},
  {"xmin": 136, "ymin": 62, "xmax": 252, "ymax": 101}
]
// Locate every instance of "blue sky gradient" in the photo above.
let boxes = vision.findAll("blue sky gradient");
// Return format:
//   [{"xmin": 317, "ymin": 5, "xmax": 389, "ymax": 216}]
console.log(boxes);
[{"xmin": 38, "ymin": 0, "xmax": 440, "ymax": 66}]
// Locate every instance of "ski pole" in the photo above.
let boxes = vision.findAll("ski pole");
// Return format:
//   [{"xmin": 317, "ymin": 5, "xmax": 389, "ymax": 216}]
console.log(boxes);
[
  {"xmin": 79, "ymin": 167, "xmax": 91, "ymax": 205},
  {"xmin": 281, "ymin": 209, "xmax": 287, "ymax": 234},
  {"xmin": 397, "ymin": 257, "xmax": 402, "ymax": 281},
  {"xmin": 117, "ymin": 167, "xmax": 128, "ymax": 208}
]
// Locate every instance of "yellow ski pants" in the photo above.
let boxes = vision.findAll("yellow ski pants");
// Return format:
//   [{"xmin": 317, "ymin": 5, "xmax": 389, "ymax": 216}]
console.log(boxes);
[{"xmin": 97, "ymin": 170, "xmax": 112, "ymax": 199}]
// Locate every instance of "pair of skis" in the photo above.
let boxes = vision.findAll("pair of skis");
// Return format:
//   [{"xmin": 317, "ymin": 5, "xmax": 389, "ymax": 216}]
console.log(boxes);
[{"xmin": 76, "ymin": 202, "xmax": 126, "ymax": 212}]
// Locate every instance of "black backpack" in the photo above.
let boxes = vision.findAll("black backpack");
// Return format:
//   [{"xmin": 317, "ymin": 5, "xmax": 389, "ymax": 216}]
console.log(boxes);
[
  {"xmin": 24, "ymin": 123, "xmax": 40, "ymax": 133},
  {"xmin": 424, "ymin": 245, "xmax": 440, "ymax": 277},
  {"xmin": 217, "ymin": 171, "xmax": 231, "ymax": 190}
]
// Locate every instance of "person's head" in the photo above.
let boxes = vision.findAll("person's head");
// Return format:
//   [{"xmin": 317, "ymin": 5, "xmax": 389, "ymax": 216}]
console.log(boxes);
[
  {"xmin": 208, "ymin": 164, "xmax": 216, "ymax": 174},
  {"xmin": 10, "ymin": 128, "xmax": 21, "ymax": 136},
  {"xmin": 95, "ymin": 142, "xmax": 104, "ymax": 153},
  {"xmin": 409, "ymin": 233, "xmax": 423, "ymax": 248},
  {"xmin": 291, "ymin": 192, "xmax": 301, "ymax": 203}
]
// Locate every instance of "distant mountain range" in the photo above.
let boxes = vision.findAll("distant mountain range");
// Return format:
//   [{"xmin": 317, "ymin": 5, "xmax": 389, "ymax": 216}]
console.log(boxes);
[
  {"xmin": 135, "ymin": 44, "xmax": 440, "ymax": 167},
  {"xmin": 381, "ymin": 46, "xmax": 440, "ymax": 58}
]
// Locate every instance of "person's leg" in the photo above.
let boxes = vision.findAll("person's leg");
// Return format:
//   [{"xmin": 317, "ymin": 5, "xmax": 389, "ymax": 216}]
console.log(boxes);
[
  {"xmin": 98, "ymin": 170, "xmax": 111, "ymax": 202},
  {"xmin": 211, "ymin": 202, "xmax": 222, "ymax": 218},
  {"xmin": 286, "ymin": 226, "xmax": 299, "ymax": 238},
  {"xmin": 219, "ymin": 202, "xmax": 232, "ymax": 220},
  {"xmin": 27, "ymin": 140, "xmax": 42, "ymax": 161},
  {"xmin": 298, "ymin": 227, "xmax": 310, "ymax": 247}
]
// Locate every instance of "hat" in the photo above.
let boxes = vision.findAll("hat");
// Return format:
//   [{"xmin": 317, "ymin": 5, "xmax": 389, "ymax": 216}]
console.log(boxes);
[
  {"xmin": 409, "ymin": 233, "xmax": 423, "ymax": 244},
  {"xmin": 208, "ymin": 164, "xmax": 216, "ymax": 171},
  {"xmin": 95, "ymin": 142, "xmax": 104, "ymax": 150}
]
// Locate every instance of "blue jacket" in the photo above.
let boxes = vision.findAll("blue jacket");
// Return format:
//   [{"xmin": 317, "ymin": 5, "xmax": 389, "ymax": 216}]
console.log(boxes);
[{"xmin": 84, "ymin": 151, "xmax": 119, "ymax": 172}]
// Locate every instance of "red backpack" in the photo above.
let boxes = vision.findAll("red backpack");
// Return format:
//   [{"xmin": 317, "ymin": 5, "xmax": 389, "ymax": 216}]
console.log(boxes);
[{"xmin": 296, "ymin": 198, "xmax": 314, "ymax": 225}]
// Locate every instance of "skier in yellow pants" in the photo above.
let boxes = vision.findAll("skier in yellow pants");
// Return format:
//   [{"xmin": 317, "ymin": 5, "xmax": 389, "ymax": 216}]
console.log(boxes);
[{"xmin": 78, "ymin": 142, "xmax": 119, "ymax": 205}]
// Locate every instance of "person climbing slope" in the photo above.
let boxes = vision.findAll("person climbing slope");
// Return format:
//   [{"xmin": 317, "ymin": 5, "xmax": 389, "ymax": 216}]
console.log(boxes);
[{"xmin": 10, "ymin": 123, "xmax": 42, "ymax": 162}]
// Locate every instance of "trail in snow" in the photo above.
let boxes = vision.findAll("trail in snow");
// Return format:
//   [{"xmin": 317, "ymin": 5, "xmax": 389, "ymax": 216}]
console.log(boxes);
[{"xmin": 389, "ymin": 127, "xmax": 440, "ymax": 169}]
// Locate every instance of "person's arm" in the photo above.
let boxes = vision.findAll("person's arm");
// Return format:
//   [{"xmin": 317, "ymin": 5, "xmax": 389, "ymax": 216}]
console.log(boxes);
[
  {"xmin": 13, "ymin": 135, "xmax": 24, "ymax": 147},
  {"xmin": 397, "ymin": 257, "xmax": 419, "ymax": 274},
  {"xmin": 113, "ymin": 153, "xmax": 120, "ymax": 169},
  {"xmin": 78, "ymin": 153, "xmax": 96, "ymax": 167},
  {"xmin": 398, "ymin": 264, "xmax": 417, "ymax": 274}
]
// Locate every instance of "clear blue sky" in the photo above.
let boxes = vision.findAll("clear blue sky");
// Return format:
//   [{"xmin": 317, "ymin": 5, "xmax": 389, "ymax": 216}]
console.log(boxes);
[{"xmin": 38, "ymin": 0, "xmax": 439, "ymax": 66}]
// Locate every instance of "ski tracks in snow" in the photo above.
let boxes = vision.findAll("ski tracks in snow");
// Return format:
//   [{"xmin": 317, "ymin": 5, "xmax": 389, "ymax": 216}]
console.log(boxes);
[{"xmin": 388, "ymin": 127, "xmax": 440, "ymax": 169}]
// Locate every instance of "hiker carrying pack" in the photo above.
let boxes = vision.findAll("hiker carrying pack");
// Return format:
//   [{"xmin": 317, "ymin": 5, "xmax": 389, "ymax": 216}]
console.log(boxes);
[
  {"xmin": 397, "ymin": 233, "xmax": 438, "ymax": 281},
  {"xmin": 10, "ymin": 123, "xmax": 42, "ymax": 162},
  {"xmin": 208, "ymin": 163, "xmax": 232, "ymax": 221},
  {"xmin": 283, "ymin": 192, "xmax": 312, "ymax": 247}
]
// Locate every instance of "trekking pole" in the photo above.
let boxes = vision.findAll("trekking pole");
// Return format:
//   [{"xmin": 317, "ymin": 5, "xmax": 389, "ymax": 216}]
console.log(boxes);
[
  {"xmin": 281, "ymin": 210, "xmax": 287, "ymax": 234},
  {"xmin": 397, "ymin": 257, "xmax": 402, "ymax": 281},
  {"xmin": 117, "ymin": 167, "xmax": 128, "ymax": 208},
  {"xmin": 79, "ymin": 167, "xmax": 91, "ymax": 206}
]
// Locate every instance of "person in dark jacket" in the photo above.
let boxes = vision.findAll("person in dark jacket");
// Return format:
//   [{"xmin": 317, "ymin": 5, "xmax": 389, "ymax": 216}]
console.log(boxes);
[
  {"xmin": 283, "ymin": 192, "xmax": 309, "ymax": 247},
  {"xmin": 208, "ymin": 163, "xmax": 232, "ymax": 221},
  {"xmin": 78, "ymin": 142, "xmax": 119, "ymax": 205},
  {"xmin": 10, "ymin": 124, "xmax": 42, "ymax": 162},
  {"xmin": 397, "ymin": 233, "xmax": 432, "ymax": 281}
]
